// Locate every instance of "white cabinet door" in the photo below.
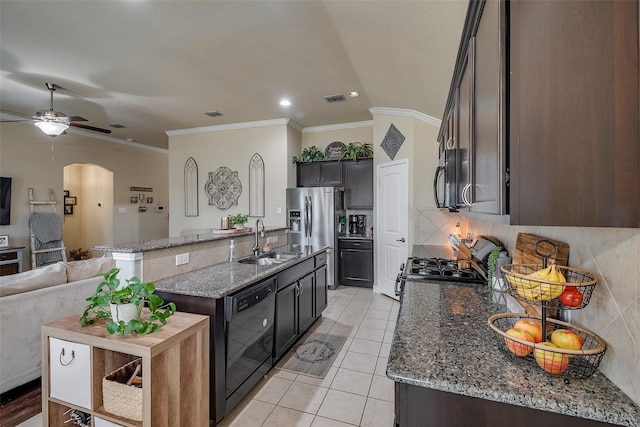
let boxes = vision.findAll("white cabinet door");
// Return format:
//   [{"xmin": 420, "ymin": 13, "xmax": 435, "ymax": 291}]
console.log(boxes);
[{"xmin": 49, "ymin": 337, "xmax": 91, "ymax": 410}]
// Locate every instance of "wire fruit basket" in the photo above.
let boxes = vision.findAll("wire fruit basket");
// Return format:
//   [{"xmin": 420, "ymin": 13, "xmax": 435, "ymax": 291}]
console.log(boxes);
[
  {"xmin": 488, "ymin": 313, "xmax": 606, "ymax": 379},
  {"xmin": 500, "ymin": 264, "xmax": 597, "ymax": 310}
]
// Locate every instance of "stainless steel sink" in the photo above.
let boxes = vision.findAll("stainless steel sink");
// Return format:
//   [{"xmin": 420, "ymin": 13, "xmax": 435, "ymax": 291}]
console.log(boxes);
[
  {"xmin": 238, "ymin": 256, "xmax": 286, "ymax": 265},
  {"xmin": 269, "ymin": 253, "xmax": 298, "ymax": 261}
]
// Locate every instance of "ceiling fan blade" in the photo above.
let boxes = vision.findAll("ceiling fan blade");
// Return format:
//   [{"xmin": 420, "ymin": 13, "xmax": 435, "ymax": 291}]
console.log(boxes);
[
  {"xmin": 62, "ymin": 115, "xmax": 88, "ymax": 122},
  {"xmin": 69, "ymin": 122, "xmax": 112, "ymax": 134}
]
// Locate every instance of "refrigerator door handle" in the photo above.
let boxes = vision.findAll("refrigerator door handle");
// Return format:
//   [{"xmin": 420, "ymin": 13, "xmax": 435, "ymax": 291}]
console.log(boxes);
[
  {"xmin": 304, "ymin": 196, "xmax": 310, "ymax": 238},
  {"xmin": 308, "ymin": 196, "xmax": 313, "ymax": 238}
]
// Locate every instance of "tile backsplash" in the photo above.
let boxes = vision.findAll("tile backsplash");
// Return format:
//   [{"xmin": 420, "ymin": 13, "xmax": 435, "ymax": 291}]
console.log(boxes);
[{"xmin": 415, "ymin": 207, "xmax": 640, "ymax": 406}]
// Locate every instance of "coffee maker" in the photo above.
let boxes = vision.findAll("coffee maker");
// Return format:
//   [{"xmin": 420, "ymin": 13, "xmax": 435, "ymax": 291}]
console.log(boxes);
[{"xmin": 348, "ymin": 214, "xmax": 366, "ymax": 236}]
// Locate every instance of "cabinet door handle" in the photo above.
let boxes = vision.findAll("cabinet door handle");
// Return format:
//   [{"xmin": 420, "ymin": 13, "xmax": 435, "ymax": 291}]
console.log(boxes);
[
  {"xmin": 461, "ymin": 184, "xmax": 474, "ymax": 207},
  {"xmin": 294, "ymin": 283, "xmax": 300, "ymax": 297},
  {"xmin": 59, "ymin": 348, "xmax": 75, "ymax": 366},
  {"xmin": 396, "ymin": 238, "xmax": 405, "ymax": 243}
]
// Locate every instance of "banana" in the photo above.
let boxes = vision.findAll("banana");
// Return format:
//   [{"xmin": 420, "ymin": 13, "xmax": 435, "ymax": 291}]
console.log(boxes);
[
  {"xmin": 536, "ymin": 265, "xmax": 566, "ymax": 300},
  {"xmin": 514, "ymin": 265, "xmax": 566, "ymax": 301}
]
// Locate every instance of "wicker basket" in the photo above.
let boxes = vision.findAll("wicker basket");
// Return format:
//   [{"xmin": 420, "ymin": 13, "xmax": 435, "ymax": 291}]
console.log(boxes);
[
  {"xmin": 500, "ymin": 264, "xmax": 597, "ymax": 310},
  {"xmin": 103, "ymin": 358, "xmax": 143, "ymax": 421},
  {"xmin": 488, "ymin": 313, "xmax": 607, "ymax": 379}
]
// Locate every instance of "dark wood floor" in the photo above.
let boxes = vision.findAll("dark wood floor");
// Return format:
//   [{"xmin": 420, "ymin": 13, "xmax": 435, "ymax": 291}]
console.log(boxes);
[{"xmin": 0, "ymin": 380, "xmax": 41, "ymax": 427}]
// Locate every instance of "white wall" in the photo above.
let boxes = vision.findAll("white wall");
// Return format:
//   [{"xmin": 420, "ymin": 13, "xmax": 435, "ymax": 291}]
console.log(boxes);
[
  {"xmin": 0, "ymin": 123, "xmax": 169, "ymax": 269},
  {"xmin": 167, "ymin": 121, "xmax": 297, "ymax": 236}
]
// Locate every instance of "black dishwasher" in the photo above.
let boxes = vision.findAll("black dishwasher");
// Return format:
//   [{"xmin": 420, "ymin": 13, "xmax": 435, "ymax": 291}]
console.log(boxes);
[{"xmin": 224, "ymin": 278, "xmax": 275, "ymax": 414}]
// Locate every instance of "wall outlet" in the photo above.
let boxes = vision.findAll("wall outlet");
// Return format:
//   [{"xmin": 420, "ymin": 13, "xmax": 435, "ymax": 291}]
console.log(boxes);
[
  {"xmin": 176, "ymin": 253, "xmax": 189, "ymax": 266},
  {"xmin": 276, "ymin": 206, "xmax": 282, "ymax": 215},
  {"xmin": 272, "ymin": 236, "xmax": 278, "ymax": 243}
]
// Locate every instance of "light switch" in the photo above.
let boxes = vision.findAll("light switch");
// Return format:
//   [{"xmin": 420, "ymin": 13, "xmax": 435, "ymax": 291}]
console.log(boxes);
[{"xmin": 118, "ymin": 207, "xmax": 126, "ymax": 213}]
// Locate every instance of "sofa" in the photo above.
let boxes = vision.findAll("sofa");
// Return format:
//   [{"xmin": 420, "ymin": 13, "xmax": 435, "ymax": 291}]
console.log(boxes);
[{"xmin": 0, "ymin": 256, "xmax": 115, "ymax": 394}]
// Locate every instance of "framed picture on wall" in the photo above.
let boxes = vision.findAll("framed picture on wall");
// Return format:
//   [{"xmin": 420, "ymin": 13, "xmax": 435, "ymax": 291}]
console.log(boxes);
[
  {"xmin": 0, "ymin": 235, "xmax": 8, "ymax": 247},
  {"xmin": 64, "ymin": 205, "xmax": 74, "ymax": 215},
  {"xmin": 63, "ymin": 190, "xmax": 70, "ymax": 197},
  {"xmin": 146, "ymin": 197, "xmax": 153, "ymax": 203},
  {"xmin": 64, "ymin": 196, "xmax": 76, "ymax": 205},
  {"xmin": 130, "ymin": 196, "xmax": 139, "ymax": 203}
]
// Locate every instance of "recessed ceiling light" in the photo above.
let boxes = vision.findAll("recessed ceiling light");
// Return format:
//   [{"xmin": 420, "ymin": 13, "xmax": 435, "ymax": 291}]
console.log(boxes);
[
  {"xmin": 280, "ymin": 99, "xmax": 292, "ymax": 107},
  {"xmin": 348, "ymin": 91, "xmax": 360, "ymax": 98}
]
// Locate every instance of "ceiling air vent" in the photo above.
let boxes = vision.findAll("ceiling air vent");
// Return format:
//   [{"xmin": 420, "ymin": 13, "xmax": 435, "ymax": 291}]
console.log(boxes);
[
  {"xmin": 323, "ymin": 94, "xmax": 347, "ymax": 103},
  {"xmin": 204, "ymin": 111, "xmax": 223, "ymax": 117},
  {"xmin": 109, "ymin": 123, "xmax": 126, "ymax": 129}
]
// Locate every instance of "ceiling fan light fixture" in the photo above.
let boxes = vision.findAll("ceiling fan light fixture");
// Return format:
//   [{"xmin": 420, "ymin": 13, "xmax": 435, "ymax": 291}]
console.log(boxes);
[{"xmin": 34, "ymin": 120, "xmax": 69, "ymax": 137}]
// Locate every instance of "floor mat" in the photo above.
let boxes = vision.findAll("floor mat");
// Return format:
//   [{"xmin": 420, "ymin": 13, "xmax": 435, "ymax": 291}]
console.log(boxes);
[{"xmin": 280, "ymin": 333, "xmax": 347, "ymax": 378}]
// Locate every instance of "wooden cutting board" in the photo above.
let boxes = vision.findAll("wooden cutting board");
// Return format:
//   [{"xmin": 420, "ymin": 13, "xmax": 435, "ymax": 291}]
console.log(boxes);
[{"xmin": 512, "ymin": 233, "xmax": 570, "ymax": 266}]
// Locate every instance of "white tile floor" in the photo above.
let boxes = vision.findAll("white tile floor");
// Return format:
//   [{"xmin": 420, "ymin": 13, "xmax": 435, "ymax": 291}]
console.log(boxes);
[{"xmin": 18, "ymin": 286, "xmax": 399, "ymax": 427}]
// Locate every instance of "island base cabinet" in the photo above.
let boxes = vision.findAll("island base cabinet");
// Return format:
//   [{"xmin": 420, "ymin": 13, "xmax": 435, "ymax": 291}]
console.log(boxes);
[{"xmin": 395, "ymin": 382, "xmax": 612, "ymax": 427}]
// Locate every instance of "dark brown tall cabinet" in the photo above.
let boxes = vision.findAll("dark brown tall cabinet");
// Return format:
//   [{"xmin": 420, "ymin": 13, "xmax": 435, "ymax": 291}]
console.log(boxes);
[{"xmin": 439, "ymin": 0, "xmax": 639, "ymax": 227}]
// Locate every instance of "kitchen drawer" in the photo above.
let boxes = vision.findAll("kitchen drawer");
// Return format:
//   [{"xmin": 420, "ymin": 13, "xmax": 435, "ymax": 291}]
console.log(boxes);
[
  {"xmin": 315, "ymin": 252, "xmax": 327, "ymax": 268},
  {"xmin": 49, "ymin": 337, "xmax": 92, "ymax": 410},
  {"xmin": 276, "ymin": 258, "xmax": 314, "ymax": 290},
  {"xmin": 339, "ymin": 239, "xmax": 373, "ymax": 251}
]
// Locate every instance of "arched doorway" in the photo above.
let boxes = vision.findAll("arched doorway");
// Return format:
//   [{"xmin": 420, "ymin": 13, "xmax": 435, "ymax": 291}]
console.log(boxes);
[{"xmin": 63, "ymin": 164, "xmax": 114, "ymax": 258}]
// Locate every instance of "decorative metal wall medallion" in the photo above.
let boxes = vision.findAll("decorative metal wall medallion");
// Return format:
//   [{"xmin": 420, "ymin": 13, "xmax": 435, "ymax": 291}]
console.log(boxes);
[
  {"xmin": 381, "ymin": 123, "xmax": 405, "ymax": 160},
  {"xmin": 205, "ymin": 167, "xmax": 242, "ymax": 210},
  {"xmin": 184, "ymin": 157, "xmax": 199, "ymax": 216},
  {"xmin": 249, "ymin": 153, "xmax": 265, "ymax": 217}
]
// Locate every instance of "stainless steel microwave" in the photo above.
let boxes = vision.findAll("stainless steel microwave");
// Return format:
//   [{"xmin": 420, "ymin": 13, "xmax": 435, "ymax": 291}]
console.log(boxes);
[{"xmin": 433, "ymin": 149, "xmax": 459, "ymax": 211}]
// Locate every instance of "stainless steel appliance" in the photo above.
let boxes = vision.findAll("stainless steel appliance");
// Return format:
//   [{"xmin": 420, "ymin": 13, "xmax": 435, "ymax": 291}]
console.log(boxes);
[
  {"xmin": 286, "ymin": 187, "xmax": 345, "ymax": 289},
  {"xmin": 433, "ymin": 148, "xmax": 459, "ymax": 211},
  {"xmin": 224, "ymin": 278, "xmax": 275, "ymax": 414},
  {"xmin": 395, "ymin": 236, "xmax": 503, "ymax": 299},
  {"xmin": 348, "ymin": 214, "xmax": 366, "ymax": 236}
]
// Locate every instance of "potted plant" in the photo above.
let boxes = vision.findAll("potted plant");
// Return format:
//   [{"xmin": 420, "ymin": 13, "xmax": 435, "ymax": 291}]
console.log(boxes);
[
  {"xmin": 69, "ymin": 248, "xmax": 91, "ymax": 261},
  {"xmin": 341, "ymin": 142, "xmax": 373, "ymax": 160},
  {"xmin": 292, "ymin": 146, "xmax": 326, "ymax": 163},
  {"xmin": 487, "ymin": 245, "xmax": 504, "ymax": 289},
  {"xmin": 230, "ymin": 213, "xmax": 249, "ymax": 229},
  {"xmin": 79, "ymin": 268, "xmax": 176, "ymax": 335}
]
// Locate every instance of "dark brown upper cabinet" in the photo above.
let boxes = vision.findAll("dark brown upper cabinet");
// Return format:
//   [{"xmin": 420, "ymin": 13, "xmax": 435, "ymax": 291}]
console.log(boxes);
[
  {"xmin": 296, "ymin": 161, "xmax": 344, "ymax": 187},
  {"xmin": 438, "ymin": 0, "xmax": 639, "ymax": 227}
]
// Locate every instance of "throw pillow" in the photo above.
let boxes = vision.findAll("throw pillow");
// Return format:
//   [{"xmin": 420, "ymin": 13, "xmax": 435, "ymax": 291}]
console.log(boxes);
[{"xmin": 62, "ymin": 257, "xmax": 116, "ymax": 283}]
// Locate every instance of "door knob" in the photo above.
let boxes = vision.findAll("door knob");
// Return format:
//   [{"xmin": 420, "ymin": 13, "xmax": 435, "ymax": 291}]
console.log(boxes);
[{"xmin": 396, "ymin": 238, "xmax": 405, "ymax": 243}]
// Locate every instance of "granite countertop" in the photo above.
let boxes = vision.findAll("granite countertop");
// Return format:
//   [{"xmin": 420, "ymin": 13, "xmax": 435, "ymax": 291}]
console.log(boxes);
[
  {"xmin": 92, "ymin": 226, "xmax": 288, "ymax": 253},
  {"xmin": 153, "ymin": 245, "xmax": 327, "ymax": 299},
  {"xmin": 386, "ymin": 281, "xmax": 640, "ymax": 426}
]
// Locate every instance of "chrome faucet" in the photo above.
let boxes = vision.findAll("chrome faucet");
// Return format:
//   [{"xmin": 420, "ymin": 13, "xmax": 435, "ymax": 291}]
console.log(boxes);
[{"xmin": 252, "ymin": 219, "xmax": 265, "ymax": 256}]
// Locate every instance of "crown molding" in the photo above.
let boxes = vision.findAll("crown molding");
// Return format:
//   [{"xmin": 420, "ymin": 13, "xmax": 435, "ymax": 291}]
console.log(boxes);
[
  {"xmin": 302, "ymin": 120, "xmax": 373, "ymax": 134},
  {"xmin": 368, "ymin": 107, "xmax": 441, "ymax": 127},
  {"xmin": 166, "ymin": 118, "xmax": 302, "ymax": 136}
]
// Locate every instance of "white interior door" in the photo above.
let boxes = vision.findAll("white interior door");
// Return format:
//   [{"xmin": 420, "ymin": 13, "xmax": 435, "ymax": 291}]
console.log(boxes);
[{"xmin": 376, "ymin": 159, "xmax": 409, "ymax": 300}]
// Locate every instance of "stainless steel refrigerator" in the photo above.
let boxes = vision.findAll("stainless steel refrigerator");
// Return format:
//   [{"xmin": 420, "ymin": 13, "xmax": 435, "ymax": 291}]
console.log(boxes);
[{"xmin": 286, "ymin": 187, "xmax": 345, "ymax": 289}]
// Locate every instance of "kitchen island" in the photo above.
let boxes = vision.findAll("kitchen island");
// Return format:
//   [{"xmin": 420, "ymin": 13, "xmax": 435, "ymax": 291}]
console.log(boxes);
[
  {"xmin": 153, "ymin": 245, "xmax": 329, "ymax": 425},
  {"xmin": 387, "ymin": 281, "xmax": 640, "ymax": 426}
]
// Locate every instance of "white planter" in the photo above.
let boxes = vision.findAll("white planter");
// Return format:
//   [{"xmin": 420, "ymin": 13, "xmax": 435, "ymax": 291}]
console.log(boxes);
[
  {"xmin": 110, "ymin": 303, "xmax": 139, "ymax": 323},
  {"xmin": 492, "ymin": 277, "xmax": 507, "ymax": 292}
]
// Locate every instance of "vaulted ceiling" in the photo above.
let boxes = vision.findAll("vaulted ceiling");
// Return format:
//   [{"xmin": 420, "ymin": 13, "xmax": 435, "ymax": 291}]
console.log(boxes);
[{"xmin": 0, "ymin": 1, "xmax": 468, "ymax": 149}]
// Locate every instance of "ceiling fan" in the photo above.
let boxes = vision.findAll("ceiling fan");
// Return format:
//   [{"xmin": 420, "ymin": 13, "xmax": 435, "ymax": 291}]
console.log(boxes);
[{"xmin": 2, "ymin": 83, "xmax": 111, "ymax": 137}]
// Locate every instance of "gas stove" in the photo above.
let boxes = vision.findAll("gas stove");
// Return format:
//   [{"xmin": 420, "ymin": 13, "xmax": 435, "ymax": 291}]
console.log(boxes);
[
  {"xmin": 395, "ymin": 256, "xmax": 486, "ymax": 299},
  {"xmin": 403, "ymin": 257, "xmax": 485, "ymax": 283}
]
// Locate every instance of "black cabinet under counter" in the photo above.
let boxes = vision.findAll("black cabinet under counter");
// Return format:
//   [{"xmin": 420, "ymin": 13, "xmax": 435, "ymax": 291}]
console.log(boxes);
[{"xmin": 338, "ymin": 237, "xmax": 374, "ymax": 288}]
